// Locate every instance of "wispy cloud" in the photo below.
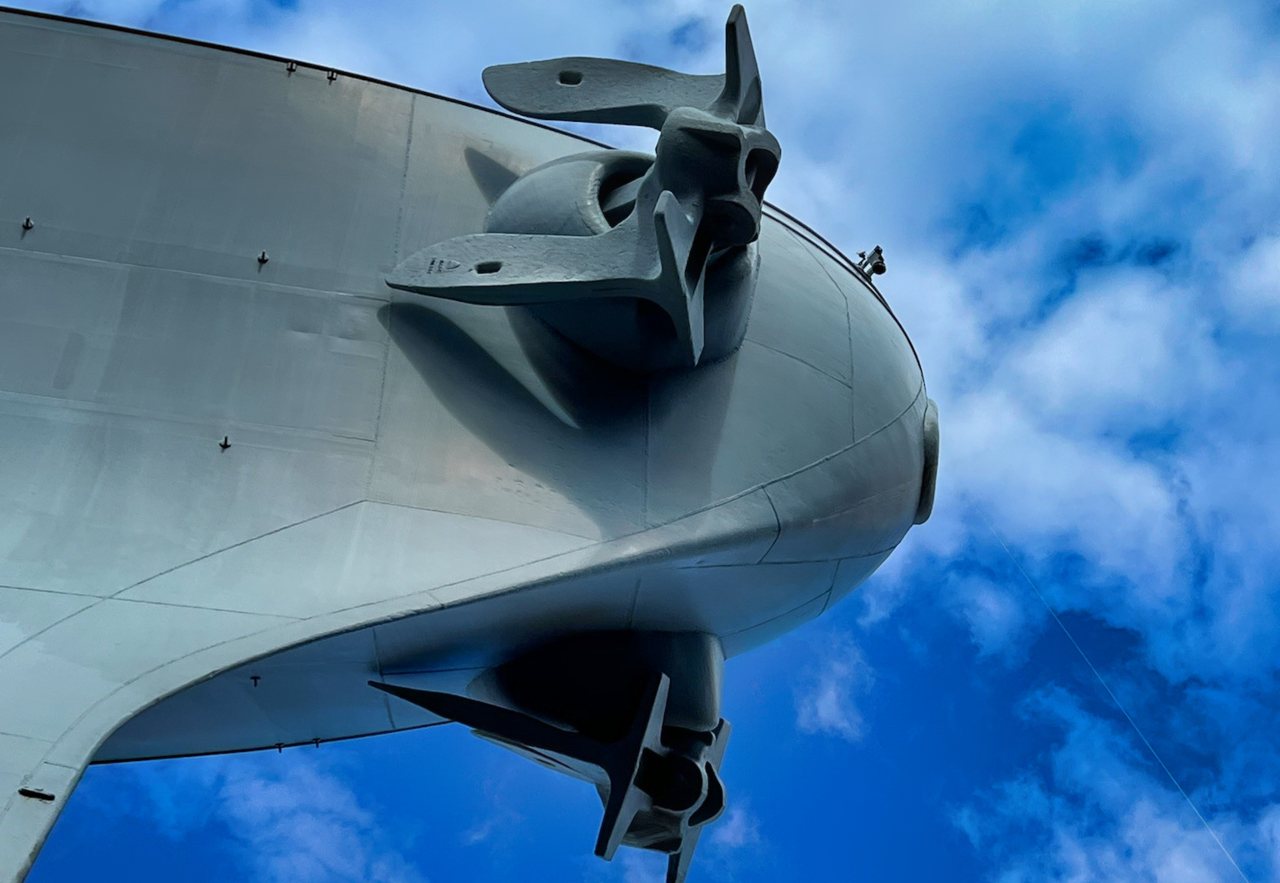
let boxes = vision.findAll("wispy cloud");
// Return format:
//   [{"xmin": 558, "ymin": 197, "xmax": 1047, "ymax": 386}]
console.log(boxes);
[
  {"xmin": 947, "ymin": 573, "xmax": 1037, "ymax": 660},
  {"xmin": 104, "ymin": 754, "xmax": 426, "ymax": 883},
  {"xmin": 709, "ymin": 804, "xmax": 760, "ymax": 850},
  {"xmin": 617, "ymin": 851, "xmax": 665, "ymax": 883},
  {"xmin": 953, "ymin": 688, "xmax": 1263, "ymax": 883},
  {"xmin": 460, "ymin": 816, "xmax": 497, "ymax": 847},
  {"xmin": 458, "ymin": 774, "xmax": 524, "ymax": 848},
  {"xmin": 795, "ymin": 632, "xmax": 872, "ymax": 742},
  {"xmin": 220, "ymin": 761, "xmax": 424, "ymax": 883}
]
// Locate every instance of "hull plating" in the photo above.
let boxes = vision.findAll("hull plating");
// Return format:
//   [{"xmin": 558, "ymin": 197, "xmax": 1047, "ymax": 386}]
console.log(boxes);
[{"xmin": 0, "ymin": 10, "xmax": 926, "ymax": 877}]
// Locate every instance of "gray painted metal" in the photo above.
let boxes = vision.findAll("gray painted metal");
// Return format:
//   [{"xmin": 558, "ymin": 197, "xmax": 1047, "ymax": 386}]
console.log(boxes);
[
  {"xmin": 389, "ymin": 5, "xmax": 781, "ymax": 371},
  {"xmin": 0, "ymin": 7, "xmax": 934, "ymax": 880}
]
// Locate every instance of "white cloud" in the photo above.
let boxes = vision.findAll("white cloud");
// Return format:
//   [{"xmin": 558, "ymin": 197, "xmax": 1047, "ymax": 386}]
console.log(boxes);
[
  {"xmin": 795, "ymin": 632, "xmax": 872, "ymax": 742},
  {"xmin": 460, "ymin": 816, "xmax": 496, "ymax": 847},
  {"xmin": 235, "ymin": 766, "xmax": 420, "ymax": 882},
  {"xmin": 947, "ymin": 574, "xmax": 1037, "ymax": 660},
  {"xmin": 956, "ymin": 688, "xmax": 1263, "ymax": 883},
  {"xmin": 1007, "ymin": 270, "xmax": 1220, "ymax": 433},
  {"xmin": 943, "ymin": 389, "xmax": 1188, "ymax": 592},
  {"xmin": 52, "ymin": 0, "xmax": 167, "ymax": 23},
  {"xmin": 116, "ymin": 754, "xmax": 426, "ymax": 883},
  {"xmin": 457, "ymin": 774, "xmax": 524, "ymax": 848},
  {"xmin": 709, "ymin": 804, "xmax": 760, "ymax": 850},
  {"xmin": 1225, "ymin": 235, "xmax": 1280, "ymax": 331},
  {"xmin": 1259, "ymin": 806, "xmax": 1280, "ymax": 879},
  {"xmin": 616, "ymin": 850, "xmax": 665, "ymax": 883}
]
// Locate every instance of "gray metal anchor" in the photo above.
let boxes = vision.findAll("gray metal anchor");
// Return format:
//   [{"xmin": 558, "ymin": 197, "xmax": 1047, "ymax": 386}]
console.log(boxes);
[
  {"xmin": 388, "ymin": 5, "xmax": 781, "ymax": 371},
  {"xmin": 372, "ymin": 672, "xmax": 730, "ymax": 883}
]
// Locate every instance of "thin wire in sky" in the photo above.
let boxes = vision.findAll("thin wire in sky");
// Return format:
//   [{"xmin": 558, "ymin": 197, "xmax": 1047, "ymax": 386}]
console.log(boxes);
[{"xmin": 981, "ymin": 514, "xmax": 1251, "ymax": 883}]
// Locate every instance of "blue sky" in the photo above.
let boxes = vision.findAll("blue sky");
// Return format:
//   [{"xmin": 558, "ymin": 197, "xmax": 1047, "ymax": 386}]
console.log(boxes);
[{"xmin": 16, "ymin": 0, "xmax": 1280, "ymax": 880}]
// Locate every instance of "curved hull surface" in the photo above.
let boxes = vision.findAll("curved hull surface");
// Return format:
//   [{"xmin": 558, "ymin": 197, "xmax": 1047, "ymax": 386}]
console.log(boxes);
[{"xmin": 0, "ymin": 10, "xmax": 928, "ymax": 878}]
